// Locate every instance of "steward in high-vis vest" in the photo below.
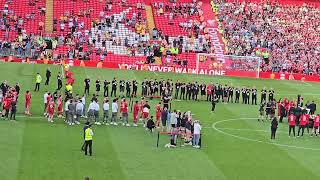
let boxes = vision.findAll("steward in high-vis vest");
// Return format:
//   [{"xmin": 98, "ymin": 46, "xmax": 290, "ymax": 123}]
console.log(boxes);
[
  {"xmin": 84, "ymin": 125, "xmax": 94, "ymax": 156},
  {"xmin": 34, "ymin": 73, "xmax": 42, "ymax": 92}
]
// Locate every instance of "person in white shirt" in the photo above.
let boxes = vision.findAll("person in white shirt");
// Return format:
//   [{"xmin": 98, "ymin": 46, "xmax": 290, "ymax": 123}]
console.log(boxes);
[
  {"xmin": 111, "ymin": 99, "xmax": 118, "ymax": 125},
  {"xmin": 81, "ymin": 95, "xmax": 86, "ymax": 117},
  {"xmin": 43, "ymin": 91, "xmax": 48, "ymax": 115},
  {"xmin": 193, "ymin": 120, "xmax": 202, "ymax": 149},
  {"xmin": 87, "ymin": 100, "xmax": 96, "ymax": 123},
  {"xmin": 64, "ymin": 99, "xmax": 70, "ymax": 122},
  {"xmin": 93, "ymin": 100, "xmax": 100, "ymax": 125},
  {"xmin": 75, "ymin": 100, "xmax": 84, "ymax": 124},
  {"xmin": 170, "ymin": 110, "xmax": 178, "ymax": 128},
  {"xmin": 103, "ymin": 99, "xmax": 110, "ymax": 125}
]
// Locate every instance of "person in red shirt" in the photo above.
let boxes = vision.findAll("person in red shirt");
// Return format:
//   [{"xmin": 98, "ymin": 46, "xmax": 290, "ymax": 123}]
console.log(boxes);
[
  {"xmin": 120, "ymin": 98, "xmax": 129, "ymax": 126},
  {"xmin": 2, "ymin": 95, "xmax": 12, "ymax": 119},
  {"xmin": 25, "ymin": 91, "xmax": 32, "ymax": 115},
  {"xmin": 57, "ymin": 95, "xmax": 63, "ymax": 117},
  {"xmin": 47, "ymin": 100, "xmax": 55, "ymax": 123},
  {"xmin": 312, "ymin": 114, "xmax": 320, "ymax": 137},
  {"xmin": 298, "ymin": 112, "xmax": 308, "ymax": 137},
  {"xmin": 155, "ymin": 102, "xmax": 161, "ymax": 127},
  {"xmin": 133, "ymin": 101, "xmax": 139, "ymax": 127},
  {"xmin": 288, "ymin": 113, "xmax": 296, "ymax": 137},
  {"xmin": 45, "ymin": 93, "xmax": 52, "ymax": 116},
  {"xmin": 139, "ymin": 97, "xmax": 145, "ymax": 119}
]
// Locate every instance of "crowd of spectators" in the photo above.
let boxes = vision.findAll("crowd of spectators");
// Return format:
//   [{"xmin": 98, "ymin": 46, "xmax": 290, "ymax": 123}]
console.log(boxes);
[{"xmin": 215, "ymin": 0, "xmax": 320, "ymax": 75}]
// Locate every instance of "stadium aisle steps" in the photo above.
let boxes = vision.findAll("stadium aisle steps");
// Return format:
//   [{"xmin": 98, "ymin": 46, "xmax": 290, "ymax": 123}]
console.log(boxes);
[
  {"xmin": 45, "ymin": 0, "xmax": 54, "ymax": 33},
  {"xmin": 145, "ymin": 5, "xmax": 156, "ymax": 36}
]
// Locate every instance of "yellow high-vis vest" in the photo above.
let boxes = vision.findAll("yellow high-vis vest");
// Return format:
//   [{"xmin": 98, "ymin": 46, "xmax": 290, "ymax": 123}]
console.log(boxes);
[
  {"xmin": 85, "ymin": 128, "xmax": 93, "ymax": 141},
  {"xmin": 36, "ymin": 74, "xmax": 42, "ymax": 83}
]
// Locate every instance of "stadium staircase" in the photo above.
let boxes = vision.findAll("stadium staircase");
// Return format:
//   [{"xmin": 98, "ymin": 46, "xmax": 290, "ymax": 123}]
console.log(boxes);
[
  {"xmin": 45, "ymin": 0, "xmax": 54, "ymax": 33},
  {"xmin": 145, "ymin": 5, "xmax": 155, "ymax": 36}
]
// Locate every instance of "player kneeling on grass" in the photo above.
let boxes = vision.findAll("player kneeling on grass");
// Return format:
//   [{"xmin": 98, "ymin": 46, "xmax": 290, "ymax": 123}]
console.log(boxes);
[
  {"xmin": 193, "ymin": 120, "xmax": 201, "ymax": 149},
  {"xmin": 311, "ymin": 114, "xmax": 320, "ymax": 137},
  {"xmin": 146, "ymin": 116, "xmax": 156, "ymax": 133}
]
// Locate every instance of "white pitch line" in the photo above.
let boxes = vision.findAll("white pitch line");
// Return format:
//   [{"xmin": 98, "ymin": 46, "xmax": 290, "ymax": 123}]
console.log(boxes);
[{"xmin": 211, "ymin": 118, "xmax": 320, "ymax": 151}]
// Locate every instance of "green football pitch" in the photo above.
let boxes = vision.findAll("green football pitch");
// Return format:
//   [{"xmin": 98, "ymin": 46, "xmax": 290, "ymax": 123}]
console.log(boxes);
[{"xmin": 1, "ymin": 62, "xmax": 320, "ymax": 180}]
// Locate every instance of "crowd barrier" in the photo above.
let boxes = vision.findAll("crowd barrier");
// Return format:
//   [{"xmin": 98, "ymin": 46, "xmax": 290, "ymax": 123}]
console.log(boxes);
[{"xmin": 1, "ymin": 57, "xmax": 320, "ymax": 83}]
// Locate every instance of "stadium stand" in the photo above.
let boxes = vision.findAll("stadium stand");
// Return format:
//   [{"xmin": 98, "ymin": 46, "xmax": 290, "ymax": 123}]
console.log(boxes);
[{"xmin": 0, "ymin": 0, "xmax": 319, "ymax": 75}]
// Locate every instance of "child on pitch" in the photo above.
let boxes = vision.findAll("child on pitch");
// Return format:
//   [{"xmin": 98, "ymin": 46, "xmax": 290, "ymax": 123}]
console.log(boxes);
[
  {"xmin": 161, "ymin": 107, "xmax": 168, "ymax": 132},
  {"xmin": 258, "ymin": 100, "xmax": 265, "ymax": 122},
  {"xmin": 311, "ymin": 114, "xmax": 320, "ymax": 137},
  {"xmin": 103, "ymin": 98, "xmax": 110, "ymax": 125},
  {"xmin": 146, "ymin": 116, "xmax": 156, "ymax": 133},
  {"xmin": 24, "ymin": 91, "xmax": 32, "ymax": 115},
  {"xmin": 47, "ymin": 100, "xmax": 55, "ymax": 123},
  {"xmin": 155, "ymin": 102, "xmax": 161, "ymax": 127},
  {"xmin": 133, "ymin": 101, "xmax": 139, "ymax": 127},
  {"xmin": 165, "ymin": 126, "xmax": 179, "ymax": 148},
  {"xmin": 57, "ymin": 95, "xmax": 63, "ymax": 118},
  {"xmin": 142, "ymin": 101, "xmax": 150, "ymax": 127},
  {"xmin": 120, "ymin": 98, "xmax": 130, "ymax": 126}
]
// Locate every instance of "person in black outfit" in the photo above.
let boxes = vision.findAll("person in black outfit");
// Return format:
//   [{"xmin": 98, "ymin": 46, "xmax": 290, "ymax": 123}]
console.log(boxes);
[
  {"xmin": 228, "ymin": 86, "xmax": 233, "ymax": 103},
  {"xmin": 308, "ymin": 101, "xmax": 316, "ymax": 115},
  {"xmin": 132, "ymin": 79, "xmax": 138, "ymax": 97},
  {"xmin": 111, "ymin": 78, "xmax": 117, "ymax": 97},
  {"xmin": 174, "ymin": 81, "xmax": 180, "ymax": 99},
  {"xmin": 95, "ymin": 79, "xmax": 101, "ymax": 95},
  {"xmin": 241, "ymin": 87, "xmax": 246, "ymax": 104},
  {"xmin": 186, "ymin": 83, "xmax": 191, "ymax": 100},
  {"xmin": 45, "ymin": 68, "xmax": 51, "ymax": 85},
  {"xmin": 211, "ymin": 94, "xmax": 218, "ymax": 112},
  {"xmin": 268, "ymin": 88, "xmax": 274, "ymax": 102},
  {"xmin": 245, "ymin": 88, "xmax": 250, "ymax": 105},
  {"xmin": 10, "ymin": 101, "xmax": 17, "ymax": 120},
  {"xmin": 251, "ymin": 87, "xmax": 257, "ymax": 105},
  {"xmin": 57, "ymin": 72, "xmax": 63, "ymax": 90},
  {"xmin": 193, "ymin": 82, "xmax": 199, "ymax": 100},
  {"xmin": 84, "ymin": 77, "xmax": 90, "ymax": 95},
  {"xmin": 103, "ymin": 80, "xmax": 110, "ymax": 97},
  {"xmin": 200, "ymin": 83, "xmax": 206, "ymax": 100},
  {"xmin": 119, "ymin": 80, "xmax": 125, "ymax": 97},
  {"xmin": 15, "ymin": 83, "xmax": 20, "ymax": 95},
  {"xmin": 223, "ymin": 85, "xmax": 229, "ymax": 103},
  {"xmin": 235, "ymin": 86, "xmax": 240, "ymax": 103},
  {"xmin": 261, "ymin": 87, "xmax": 267, "ymax": 104},
  {"xmin": 126, "ymin": 81, "xmax": 131, "ymax": 97},
  {"xmin": 141, "ymin": 80, "xmax": 147, "ymax": 97},
  {"xmin": 180, "ymin": 83, "xmax": 186, "ymax": 100},
  {"xmin": 271, "ymin": 115, "xmax": 278, "ymax": 139},
  {"xmin": 279, "ymin": 101, "xmax": 286, "ymax": 123}
]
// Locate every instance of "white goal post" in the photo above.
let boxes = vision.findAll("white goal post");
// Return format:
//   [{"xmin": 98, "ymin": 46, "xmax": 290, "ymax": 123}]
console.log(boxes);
[{"xmin": 196, "ymin": 53, "xmax": 262, "ymax": 78}]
